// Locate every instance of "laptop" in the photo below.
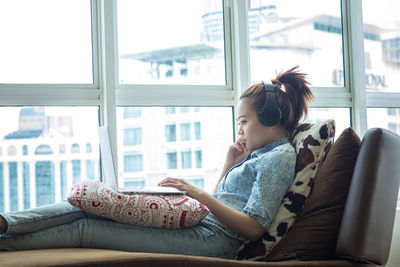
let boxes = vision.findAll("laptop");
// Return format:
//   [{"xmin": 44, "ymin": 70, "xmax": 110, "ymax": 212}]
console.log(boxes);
[{"xmin": 98, "ymin": 126, "xmax": 186, "ymax": 195}]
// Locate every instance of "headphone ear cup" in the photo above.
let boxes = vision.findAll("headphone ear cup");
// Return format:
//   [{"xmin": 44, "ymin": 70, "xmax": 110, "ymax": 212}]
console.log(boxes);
[{"xmin": 258, "ymin": 84, "xmax": 282, "ymax": 126}]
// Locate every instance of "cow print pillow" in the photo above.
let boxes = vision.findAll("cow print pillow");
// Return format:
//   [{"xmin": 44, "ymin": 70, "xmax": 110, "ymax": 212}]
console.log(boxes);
[{"xmin": 235, "ymin": 120, "xmax": 335, "ymax": 261}]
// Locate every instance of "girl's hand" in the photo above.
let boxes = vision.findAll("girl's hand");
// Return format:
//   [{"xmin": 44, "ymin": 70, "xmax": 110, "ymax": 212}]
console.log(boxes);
[
  {"xmin": 158, "ymin": 177, "xmax": 203, "ymax": 199},
  {"xmin": 225, "ymin": 139, "xmax": 251, "ymax": 169}
]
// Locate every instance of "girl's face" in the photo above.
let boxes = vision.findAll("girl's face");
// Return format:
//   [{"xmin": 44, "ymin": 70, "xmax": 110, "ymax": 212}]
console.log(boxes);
[{"xmin": 237, "ymin": 98, "xmax": 273, "ymax": 152}]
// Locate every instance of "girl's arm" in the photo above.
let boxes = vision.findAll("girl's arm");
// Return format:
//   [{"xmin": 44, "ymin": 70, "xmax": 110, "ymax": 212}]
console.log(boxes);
[{"xmin": 159, "ymin": 178, "xmax": 265, "ymax": 241}]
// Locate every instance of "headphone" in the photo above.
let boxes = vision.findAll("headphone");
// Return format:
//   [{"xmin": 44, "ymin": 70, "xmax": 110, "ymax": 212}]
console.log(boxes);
[{"xmin": 257, "ymin": 82, "xmax": 282, "ymax": 126}]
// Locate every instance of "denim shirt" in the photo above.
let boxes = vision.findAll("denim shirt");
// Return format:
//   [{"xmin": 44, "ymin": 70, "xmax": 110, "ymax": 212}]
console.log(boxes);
[{"xmin": 202, "ymin": 138, "xmax": 296, "ymax": 241}]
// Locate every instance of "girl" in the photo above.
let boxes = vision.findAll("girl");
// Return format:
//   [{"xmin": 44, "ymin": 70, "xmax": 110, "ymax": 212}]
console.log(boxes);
[{"xmin": 0, "ymin": 66, "xmax": 313, "ymax": 259}]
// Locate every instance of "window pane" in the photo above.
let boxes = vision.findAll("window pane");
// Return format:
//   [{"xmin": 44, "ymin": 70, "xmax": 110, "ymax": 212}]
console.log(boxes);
[
  {"xmin": 166, "ymin": 152, "xmax": 178, "ymax": 170},
  {"xmin": 124, "ymin": 128, "xmax": 142, "ymax": 146},
  {"xmin": 180, "ymin": 123, "xmax": 191, "ymax": 141},
  {"xmin": 362, "ymin": 0, "xmax": 400, "ymax": 92},
  {"xmin": 0, "ymin": 0, "xmax": 93, "ymax": 83},
  {"xmin": 248, "ymin": 0, "xmax": 343, "ymax": 87},
  {"xmin": 116, "ymin": 106, "xmax": 233, "ymax": 191},
  {"xmin": 181, "ymin": 151, "xmax": 192, "ymax": 169},
  {"xmin": 367, "ymin": 108, "xmax": 400, "ymax": 209},
  {"xmin": 367, "ymin": 108, "xmax": 400, "ymax": 136},
  {"xmin": 305, "ymin": 108, "xmax": 351, "ymax": 140},
  {"xmin": 0, "ymin": 107, "xmax": 99, "ymax": 212},
  {"xmin": 165, "ymin": 125, "xmax": 177, "ymax": 142},
  {"xmin": 117, "ymin": 0, "xmax": 226, "ymax": 84}
]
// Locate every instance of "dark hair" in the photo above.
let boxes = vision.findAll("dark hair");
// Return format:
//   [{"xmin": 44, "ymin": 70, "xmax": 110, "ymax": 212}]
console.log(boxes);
[{"xmin": 240, "ymin": 66, "xmax": 313, "ymax": 133}]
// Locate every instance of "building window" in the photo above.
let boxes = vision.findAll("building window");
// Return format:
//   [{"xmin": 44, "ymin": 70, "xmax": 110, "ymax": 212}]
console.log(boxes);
[
  {"xmin": 59, "ymin": 144, "xmax": 65, "ymax": 154},
  {"xmin": 194, "ymin": 122, "xmax": 201, "ymax": 140},
  {"xmin": 195, "ymin": 150, "xmax": 202, "ymax": 168},
  {"xmin": 35, "ymin": 144, "xmax": 53, "ymax": 155},
  {"xmin": 9, "ymin": 162, "xmax": 18, "ymax": 211},
  {"xmin": 23, "ymin": 162, "xmax": 30, "ymax": 210},
  {"xmin": 60, "ymin": 161, "xmax": 67, "ymax": 200},
  {"xmin": 71, "ymin": 143, "xmax": 80, "ymax": 153},
  {"xmin": 124, "ymin": 178, "xmax": 145, "ymax": 187},
  {"xmin": 165, "ymin": 107, "xmax": 176, "ymax": 114},
  {"xmin": 86, "ymin": 160, "xmax": 95, "ymax": 180},
  {"xmin": 181, "ymin": 151, "xmax": 192, "ymax": 169},
  {"xmin": 165, "ymin": 124, "xmax": 176, "ymax": 142},
  {"xmin": 187, "ymin": 177, "xmax": 204, "ymax": 190},
  {"xmin": 123, "ymin": 107, "xmax": 141, "ymax": 118},
  {"xmin": 124, "ymin": 128, "xmax": 142, "ymax": 146},
  {"xmin": 86, "ymin": 143, "xmax": 92, "ymax": 153},
  {"xmin": 180, "ymin": 123, "xmax": 191, "ymax": 141},
  {"xmin": 0, "ymin": 163, "xmax": 3, "ymax": 212},
  {"xmin": 388, "ymin": 123, "xmax": 398, "ymax": 133},
  {"xmin": 180, "ymin": 107, "xmax": 190, "ymax": 113},
  {"xmin": 72, "ymin": 160, "xmax": 81, "ymax": 184},
  {"xmin": 166, "ymin": 152, "xmax": 178, "ymax": 169},
  {"xmin": 22, "ymin": 145, "xmax": 28, "ymax": 155},
  {"xmin": 124, "ymin": 153, "xmax": 143, "ymax": 172},
  {"xmin": 7, "ymin": 145, "xmax": 17, "ymax": 156},
  {"xmin": 387, "ymin": 108, "xmax": 397, "ymax": 115},
  {"xmin": 35, "ymin": 161, "xmax": 55, "ymax": 207}
]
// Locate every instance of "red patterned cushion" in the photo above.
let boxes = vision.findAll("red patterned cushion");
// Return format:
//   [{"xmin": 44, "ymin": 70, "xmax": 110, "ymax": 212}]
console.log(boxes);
[{"xmin": 68, "ymin": 180, "xmax": 209, "ymax": 229}]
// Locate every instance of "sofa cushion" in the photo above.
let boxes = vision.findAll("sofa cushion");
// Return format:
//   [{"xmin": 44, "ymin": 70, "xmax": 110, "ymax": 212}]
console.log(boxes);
[
  {"xmin": 236, "ymin": 120, "xmax": 335, "ymax": 260},
  {"xmin": 265, "ymin": 127, "xmax": 361, "ymax": 261},
  {"xmin": 68, "ymin": 180, "xmax": 209, "ymax": 229}
]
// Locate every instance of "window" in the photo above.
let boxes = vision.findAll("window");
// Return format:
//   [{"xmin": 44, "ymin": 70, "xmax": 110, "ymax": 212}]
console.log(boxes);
[
  {"xmin": 0, "ymin": 107, "xmax": 99, "ymax": 212},
  {"xmin": 124, "ymin": 178, "xmax": 145, "ymax": 187},
  {"xmin": 71, "ymin": 144, "xmax": 80, "ymax": 154},
  {"xmin": 248, "ymin": 0, "xmax": 343, "ymax": 86},
  {"xmin": 195, "ymin": 150, "xmax": 202, "ymax": 168},
  {"xmin": 23, "ymin": 162, "xmax": 30, "ymax": 209},
  {"xmin": 124, "ymin": 153, "xmax": 143, "ymax": 172},
  {"xmin": 117, "ymin": 0, "xmax": 225, "ymax": 84},
  {"xmin": 35, "ymin": 161, "xmax": 55, "ymax": 207},
  {"xmin": 165, "ymin": 107, "xmax": 176, "ymax": 115},
  {"xmin": 9, "ymin": 162, "xmax": 18, "ymax": 211},
  {"xmin": 0, "ymin": 163, "xmax": 3, "ymax": 212},
  {"xmin": 181, "ymin": 151, "xmax": 192, "ymax": 169},
  {"xmin": 363, "ymin": 0, "xmax": 400, "ymax": 92},
  {"xmin": 123, "ymin": 107, "xmax": 141, "ymax": 118},
  {"xmin": 117, "ymin": 107, "xmax": 233, "ymax": 193},
  {"xmin": 0, "ymin": 0, "xmax": 93, "ymax": 83},
  {"xmin": 165, "ymin": 124, "xmax": 177, "ymax": 142},
  {"xmin": 368, "ymin": 108, "xmax": 400, "ymax": 136},
  {"xmin": 166, "ymin": 152, "xmax": 178, "ymax": 170},
  {"xmin": 86, "ymin": 160, "xmax": 95, "ymax": 180},
  {"xmin": 72, "ymin": 160, "xmax": 81, "ymax": 184},
  {"xmin": 86, "ymin": 143, "xmax": 92, "ymax": 153},
  {"xmin": 22, "ymin": 145, "xmax": 28, "ymax": 155},
  {"xmin": 59, "ymin": 144, "xmax": 65, "ymax": 154},
  {"xmin": 180, "ymin": 123, "xmax": 191, "ymax": 141},
  {"xmin": 124, "ymin": 128, "xmax": 142, "ymax": 146},
  {"xmin": 180, "ymin": 107, "xmax": 190, "ymax": 113},
  {"xmin": 187, "ymin": 177, "xmax": 204, "ymax": 190},
  {"xmin": 194, "ymin": 122, "xmax": 201, "ymax": 140}
]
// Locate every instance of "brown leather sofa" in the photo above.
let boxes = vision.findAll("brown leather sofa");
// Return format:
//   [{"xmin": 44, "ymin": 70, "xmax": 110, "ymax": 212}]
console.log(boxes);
[{"xmin": 1, "ymin": 128, "xmax": 399, "ymax": 267}]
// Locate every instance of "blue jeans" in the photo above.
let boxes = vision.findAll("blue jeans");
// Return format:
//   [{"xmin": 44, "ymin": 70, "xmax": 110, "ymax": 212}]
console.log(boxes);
[{"xmin": 0, "ymin": 202, "xmax": 242, "ymax": 259}]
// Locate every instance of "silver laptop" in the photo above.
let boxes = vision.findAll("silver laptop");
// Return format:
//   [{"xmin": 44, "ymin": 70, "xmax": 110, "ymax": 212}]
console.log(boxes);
[{"xmin": 98, "ymin": 126, "xmax": 186, "ymax": 195}]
